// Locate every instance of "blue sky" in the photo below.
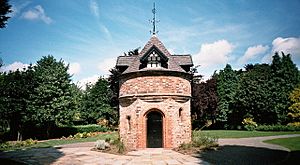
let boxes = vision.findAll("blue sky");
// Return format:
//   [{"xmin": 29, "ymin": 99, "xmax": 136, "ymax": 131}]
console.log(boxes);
[{"xmin": 1, "ymin": 0, "xmax": 300, "ymax": 87}]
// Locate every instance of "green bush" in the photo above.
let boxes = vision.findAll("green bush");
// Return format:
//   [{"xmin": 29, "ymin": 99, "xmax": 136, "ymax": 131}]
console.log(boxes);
[
  {"xmin": 189, "ymin": 131, "xmax": 218, "ymax": 149},
  {"xmin": 74, "ymin": 132, "xmax": 86, "ymax": 139},
  {"xmin": 244, "ymin": 125, "xmax": 256, "ymax": 131},
  {"xmin": 255, "ymin": 125, "xmax": 300, "ymax": 131},
  {"xmin": 73, "ymin": 124, "xmax": 109, "ymax": 133},
  {"xmin": 0, "ymin": 138, "xmax": 38, "ymax": 151},
  {"xmin": 54, "ymin": 124, "xmax": 109, "ymax": 138}
]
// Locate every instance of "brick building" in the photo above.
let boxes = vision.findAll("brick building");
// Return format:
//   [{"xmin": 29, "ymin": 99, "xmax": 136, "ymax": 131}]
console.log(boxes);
[{"xmin": 116, "ymin": 35, "xmax": 193, "ymax": 149}]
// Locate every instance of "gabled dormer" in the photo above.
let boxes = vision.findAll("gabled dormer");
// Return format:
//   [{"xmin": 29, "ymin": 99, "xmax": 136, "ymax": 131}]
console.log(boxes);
[
  {"xmin": 116, "ymin": 35, "xmax": 193, "ymax": 74},
  {"xmin": 139, "ymin": 45, "xmax": 168, "ymax": 69}
]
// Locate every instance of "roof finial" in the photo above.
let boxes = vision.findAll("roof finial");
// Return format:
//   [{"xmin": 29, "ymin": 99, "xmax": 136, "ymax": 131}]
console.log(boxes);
[{"xmin": 150, "ymin": 2, "xmax": 159, "ymax": 35}]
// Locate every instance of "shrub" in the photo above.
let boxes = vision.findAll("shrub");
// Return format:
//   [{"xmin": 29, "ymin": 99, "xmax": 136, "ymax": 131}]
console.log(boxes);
[
  {"xmin": 54, "ymin": 124, "xmax": 109, "ymax": 138},
  {"xmin": 179, "ymin": 143, "xmax": 193, "ymax": 150},
  {"xmin": 191, "ymin": 131, "xmax": 218, "ymax": 147},
  {"xmin": 74, "ymin": 124, "xmax": 109, "ymax": 132},
  {"xmin": 0, "ymin": 138, "xmax": 38, "ymax": 151},
  {"xmin": 255, "ymin": 124, "xmax": 300, "ymax": 131},
  {"xmin": 192, "ymin": 133, "xmax": 218, "ymax": 149},
  {"xmin": 115, "ymin": 139, "xmax": 125, "ymax": 154},
  {"xmin": 242, "ymin": 117, "xmax": 257, "ymax": 131},
  {"xmin": 176, "ymin": 131, "xmax": 218, "ymax": 154},
  {"xmin": 288, "ymin": 122, "xmax": 300, "ymax": 127},
  {"xmin": 244, "ymin": 125, "xmax": 256, "ymax": 131}
]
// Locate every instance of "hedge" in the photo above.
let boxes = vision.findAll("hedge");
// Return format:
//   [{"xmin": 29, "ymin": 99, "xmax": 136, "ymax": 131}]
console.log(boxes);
[
  {"xmin": 255, "ymin": 125, "xmax": 300, "ymax": 131},
  {"xmin": 55, "ymin": 124, "xmax": 109, "ymax": 137}
]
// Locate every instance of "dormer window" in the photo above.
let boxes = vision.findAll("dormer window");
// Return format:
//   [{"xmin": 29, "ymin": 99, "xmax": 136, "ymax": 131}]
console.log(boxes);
[
  {"xmin": 147, "ymin": 51, "xmax": 161, "ymax": 68},
  {"xmin": 139, "ymin": 45, "xmax": 168, "ymax": 70}
]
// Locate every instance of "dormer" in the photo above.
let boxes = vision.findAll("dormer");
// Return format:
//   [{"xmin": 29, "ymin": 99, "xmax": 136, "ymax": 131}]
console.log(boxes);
[{"xmin": 139, "ymin": 45, "xmax": 168, "ymax": 69}]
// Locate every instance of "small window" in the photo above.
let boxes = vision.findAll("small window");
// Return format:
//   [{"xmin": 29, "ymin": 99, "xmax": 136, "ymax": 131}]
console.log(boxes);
[
  {"xmin": 147, "ymin": 51, "xmax": 161, "ymax": 68},
  {"xmin": 179, "ymin": 108, "xmax": 183, "ymax": 122},
  {"xmin": 126, "ymin": 115, "xmax": 131, "ymax": 131}
]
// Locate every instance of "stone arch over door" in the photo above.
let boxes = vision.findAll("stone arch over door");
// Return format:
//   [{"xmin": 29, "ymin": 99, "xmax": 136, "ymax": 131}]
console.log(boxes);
[{"xmin": 144, "ymin": 109, "xmax": 165, "ymax": 148}]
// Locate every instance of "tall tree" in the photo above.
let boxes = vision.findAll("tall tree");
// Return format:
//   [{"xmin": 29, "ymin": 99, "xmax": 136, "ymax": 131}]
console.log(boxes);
[
  {"xmin": 29, "ymin": 55, "xmax": 75, "ymax": 137},
  {"xmin": 108, "ymin": 67, "xmax": 121, "ymax": 117},
  {"xmin": 216, "ymin": 64, "xmax": 239, "ymax": 127},
  {"xmin": 0, "ymin": 0, "xmax": 12, "ymax": 28},
  {"xmin": 0, "ymin": 65, "xmax": 34, "ymax": 140},
  {"xmin": 81, "ymin": 77, "xmax": 117, "ymax": 126},
  {"xmin": 270, "ymin": 52, "xmax": 300, "ymax": 123},
  {"xmin": 235, "ymin": 64, "xmax": 274, "ymax": 124},
  {"xmin": 192, "ymin": 75, "xmax": 217, "ymax": 124}
]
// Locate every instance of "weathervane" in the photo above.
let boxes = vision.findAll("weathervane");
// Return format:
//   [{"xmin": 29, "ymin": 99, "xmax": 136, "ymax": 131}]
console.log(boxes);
[{"xmin": 150, "ymin": 2, "xmax": 159, "ymax": 35}]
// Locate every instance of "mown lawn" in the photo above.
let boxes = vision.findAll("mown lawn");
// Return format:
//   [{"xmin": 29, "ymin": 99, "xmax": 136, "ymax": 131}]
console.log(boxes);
[
  {"xmin": 0, "ymin": 132, "xmax": 118, "ymax": 151},
  {"xmin": 197, "ymin": 130, "xmax": 300, "ymax": 138},
  {"xmin": 263, "ymin": 136, "xmax": 300, "ymax": 151}
]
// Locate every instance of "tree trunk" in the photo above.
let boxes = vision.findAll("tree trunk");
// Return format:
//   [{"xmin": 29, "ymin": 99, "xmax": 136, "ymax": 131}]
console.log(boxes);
[
  {"xmin": 17, "ymin": 131, "xmax": 22, "ymax": 141},
  {"xmin": 46, "ymin": 123, "xmax": 52, "ymax": 138},
  {"xmin": 9, "ymin": 120, "xmax": 18, "ymax": 141}
]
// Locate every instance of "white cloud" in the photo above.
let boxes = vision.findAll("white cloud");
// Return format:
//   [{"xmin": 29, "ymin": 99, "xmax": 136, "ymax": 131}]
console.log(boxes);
[
  {"xmin": 21, "ymin": 5, "xmax": 53, "ymax": 24},
  {"xmin": 76, "ymin": 75, "xmax": 99, "ymax": 90},
  {"xmin": 8, "ymin": 1, "xmax": 31, "ymax": 18},
  {"xmin": 193, "ymin": 40, "xmax": 235, "ymax": 67},
  {"xmin": 99, "ymin": 24, "xmax": 112, "ymax": 40},
  {"xmin": 90, "ymin": 0, "xmax": 99, "ymax": 18},
  {"xmin": 0, "ymin": 62, "xmax": 29, "ymax": 72},
  {"xmin": 262, "ymin": 37, "xmax": 300, "ymax": 63},
  {"xmin": 97, "ymin": 58, "xmax": 116, "ymax": 74},
  {"xmin": 238, "ymin": 45, "xmax": 269, "ymax": 64},
  {"xmin": 68, "ymin": 62, "xmax": 81, "ymax": 75}
]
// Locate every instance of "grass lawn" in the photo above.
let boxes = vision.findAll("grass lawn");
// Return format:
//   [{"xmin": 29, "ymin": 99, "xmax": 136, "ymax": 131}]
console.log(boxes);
[
  {"xmin": 0, "ymin": 132, "xmax": 118, "ymax": 151},
  {"xmin": 263, "ymin": 136, "xmax": 300, "ymax": 151},
  {"xmin": 197, "ymin": 130, "xmax": 300, "ymax": 138}
]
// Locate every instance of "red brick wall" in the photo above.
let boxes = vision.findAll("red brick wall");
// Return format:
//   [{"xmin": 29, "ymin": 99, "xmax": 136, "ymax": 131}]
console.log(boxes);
[
  {"xmin": 120, "ymin": 76, "xmax": 191, "ymax": 97},
  {"xmin": 119, "ymin": 75, "xmax": 192, "ymax": 150}
]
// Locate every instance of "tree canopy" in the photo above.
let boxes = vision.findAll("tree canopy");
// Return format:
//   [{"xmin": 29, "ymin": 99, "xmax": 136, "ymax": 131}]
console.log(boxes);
[
  {"xmin": 0, "ymin": 0, "xmax": 12, "ymax": 28},
  {"xmin": 192, "ymin": 52, "xmax": 300, "ymax": 129}
]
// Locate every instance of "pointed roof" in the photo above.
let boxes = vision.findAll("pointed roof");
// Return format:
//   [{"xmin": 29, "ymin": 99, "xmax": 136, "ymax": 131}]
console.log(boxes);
[
  {"xmin": 139, "ymin": 35, "xmax": 171, "ymax": 57},
  {"xmin": 116, "ymin": 35, "xmax": 193, "ymax": 75}
]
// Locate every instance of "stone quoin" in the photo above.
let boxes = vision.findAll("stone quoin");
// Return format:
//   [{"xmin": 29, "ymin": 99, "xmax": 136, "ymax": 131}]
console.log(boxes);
[{"xmin": 116, "ymin": 35, "xmax": 194, "ymax": 150}]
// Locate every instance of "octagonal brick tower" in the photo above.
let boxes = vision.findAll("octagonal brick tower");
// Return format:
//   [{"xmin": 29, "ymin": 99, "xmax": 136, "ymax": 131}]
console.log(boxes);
[{"xmin": 116, "ymin": 35, "xmax": 193, "ymax": 149}]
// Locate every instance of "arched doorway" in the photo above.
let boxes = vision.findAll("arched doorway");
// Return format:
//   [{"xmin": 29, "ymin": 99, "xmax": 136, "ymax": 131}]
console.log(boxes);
[{"xmin": 146, "ymin": 111, "xmax": 163, "ymax": 148}]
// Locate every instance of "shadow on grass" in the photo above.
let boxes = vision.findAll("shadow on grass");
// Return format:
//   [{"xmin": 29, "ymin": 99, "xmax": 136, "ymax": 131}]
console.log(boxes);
[
  {"xmin": 0, "ymin": 147, "xmax": 64, "ymax": 164},
  {"xmin": 196, "ymin": 145, "xmax": 300, "ymax": 165}
]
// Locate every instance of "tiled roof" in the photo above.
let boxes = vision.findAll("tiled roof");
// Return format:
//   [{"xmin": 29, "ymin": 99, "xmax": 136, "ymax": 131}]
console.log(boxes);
[
  {"xmin": 116, "ymin": 35, "xmax": 193, "ymax": 74},
  {"xmin": 171, "ymin": 55, "xmax": 193, "ymax": 66},
  {"xmin": 139, "ymin": 35, "xmax": 171, "ymax": 57},
  {"xmin": 116, "ymin": 56, "xmax": 136, "ymax": 66}
]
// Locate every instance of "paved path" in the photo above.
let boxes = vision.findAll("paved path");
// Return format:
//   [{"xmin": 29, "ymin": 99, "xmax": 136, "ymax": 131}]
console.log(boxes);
[
  {"xmin": 0, "ymin": 142, "xmax": 207, "ymax": 165},
  {"xmin": 218, "ymin": 134, "xmax": 300, "ymax": 151},
  {"xmin": 0, "ymin": 134, "xmax": 299, "ymax": 165},
  {"xmin": 197, "ymin": 134, "xmax": 300, "ymax": 165}
]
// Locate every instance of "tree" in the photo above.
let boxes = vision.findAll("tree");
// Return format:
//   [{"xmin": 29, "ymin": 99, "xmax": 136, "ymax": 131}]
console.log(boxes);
[
  {"xmin": 29, "ymin": 55, "xmax": 75, "ymax": 137},
  {"xmin": 80, "ymin": 77, "xmax": 117, "ymax": 126},
  {"xmin": 270, "ymin": 52, "xmax": 300, "ymax": 123},
  {"xmin": 69, "ymin": 83, "xmax": 83, "ymax": 125},
  {"xmin": 108, "ymin": 67, "xmax": 121, "ymax": 117},
  {"xmin": 216, "ymin": 64, "xmax": 239, "ymax": 127},
  {"xmin": 0, "ymin": 0, "xmax": 12, "ymax": 28},
  {"xmin": 235, "ymin": 64, "xmax": 274, "ymax": 124},
  {"xmin": 192, "ymin": 75, "xmax": 217, "ymax": 127},
  {"xmin": 288, "ymin": 85, "xmax": 300, "ymax": 122},
  {"xmin": 0, "ymin": 65, "xmax": 34, "ymax": 141}
]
